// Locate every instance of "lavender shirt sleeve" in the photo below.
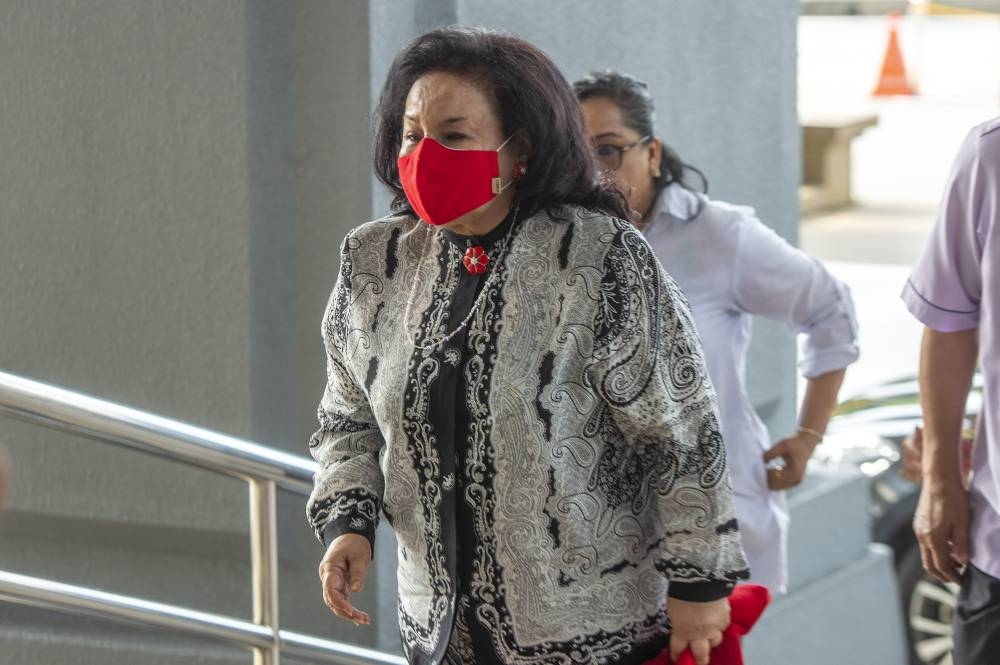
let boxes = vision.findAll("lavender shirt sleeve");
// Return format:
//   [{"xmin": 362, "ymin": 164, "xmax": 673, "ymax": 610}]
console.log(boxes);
[{"xmin": 902, "ymin": 127, "xmax": 989, "ymax": 332}]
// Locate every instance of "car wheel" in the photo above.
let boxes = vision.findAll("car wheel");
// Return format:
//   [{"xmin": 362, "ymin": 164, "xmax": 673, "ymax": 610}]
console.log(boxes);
[{"xmin": 898, "ymin": 542, "xmax": 960, "ymax": 665}]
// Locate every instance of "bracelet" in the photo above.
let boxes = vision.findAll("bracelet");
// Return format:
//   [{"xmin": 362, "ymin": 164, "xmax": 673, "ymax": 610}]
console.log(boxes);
[{"xmin": 796, "ymin": 425, "xmax": 824, "ymax": 443}]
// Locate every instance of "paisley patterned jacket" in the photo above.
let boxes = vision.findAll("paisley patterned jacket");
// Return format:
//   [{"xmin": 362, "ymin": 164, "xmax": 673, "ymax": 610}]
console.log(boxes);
[{"xmin": 306, "ymin": 206, "xmax": 750, "ymax": 665}]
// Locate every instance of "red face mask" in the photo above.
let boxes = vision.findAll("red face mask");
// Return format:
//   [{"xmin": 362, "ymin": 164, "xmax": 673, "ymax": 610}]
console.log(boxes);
[{"xmin": 397, "ymin": 135, "xmax": 515, "ymax": 226}]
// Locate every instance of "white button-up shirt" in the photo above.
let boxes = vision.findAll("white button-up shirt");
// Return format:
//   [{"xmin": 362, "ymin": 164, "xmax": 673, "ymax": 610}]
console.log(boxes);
[{"xmin": 644, "ymin": 184, "xmax": 860, "ymax": 592}]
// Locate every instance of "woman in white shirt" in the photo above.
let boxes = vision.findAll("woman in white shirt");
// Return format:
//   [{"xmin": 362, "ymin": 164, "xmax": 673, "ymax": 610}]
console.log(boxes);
[{"xmin": 574, "ymin": 70, "xmax": 860, "ymax": 594}]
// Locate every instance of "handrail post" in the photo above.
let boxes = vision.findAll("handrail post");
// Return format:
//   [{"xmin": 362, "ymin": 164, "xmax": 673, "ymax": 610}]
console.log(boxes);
[{"xmin": 250, "ymin": 479, "xmax": 280, "ymax": 665}]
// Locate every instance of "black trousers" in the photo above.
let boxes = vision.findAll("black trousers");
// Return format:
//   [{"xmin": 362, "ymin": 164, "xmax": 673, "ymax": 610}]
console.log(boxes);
[{"xmin": 954, "ymin": 563, "xmax": 1000, "ymax": 665}]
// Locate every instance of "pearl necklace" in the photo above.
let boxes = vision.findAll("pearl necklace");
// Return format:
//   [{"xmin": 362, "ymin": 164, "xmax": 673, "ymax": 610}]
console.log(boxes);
[{"xmin": 403, "ymin": 205, "xmax": 520, "ymax": 352}]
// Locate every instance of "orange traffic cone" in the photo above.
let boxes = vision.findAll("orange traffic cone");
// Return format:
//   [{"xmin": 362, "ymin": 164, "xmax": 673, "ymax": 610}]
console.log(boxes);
[{"xmin": 874, "ymin": 13, "xmax": 917, "ymax": 96}]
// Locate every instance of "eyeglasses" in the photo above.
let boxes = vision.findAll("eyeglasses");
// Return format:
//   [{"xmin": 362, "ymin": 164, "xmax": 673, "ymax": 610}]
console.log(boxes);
[{"xmin": 594, "ymin": 135, "xmax": 651, "ymax": 171}]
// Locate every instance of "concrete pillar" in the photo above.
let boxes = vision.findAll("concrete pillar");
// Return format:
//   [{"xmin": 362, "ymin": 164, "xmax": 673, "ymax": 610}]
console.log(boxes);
[{"xmin": 0, "ymin": 1, "xmax": 379, "ymax": 660}]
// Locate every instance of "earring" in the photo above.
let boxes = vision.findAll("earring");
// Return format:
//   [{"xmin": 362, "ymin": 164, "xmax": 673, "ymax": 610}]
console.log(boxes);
[{"xmin": 512, "ymin": 161, "xmax": 528, "ymax": 180}]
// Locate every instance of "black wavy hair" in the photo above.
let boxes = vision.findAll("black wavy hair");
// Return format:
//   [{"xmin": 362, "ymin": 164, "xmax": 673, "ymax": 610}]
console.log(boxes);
[
  {"xmin": 373, "ymin": 27, "xmax": 631, "ymax": 222},
  {"xmin": 573, "ymin": 69, "xmax": 709, "ymax": 196}
]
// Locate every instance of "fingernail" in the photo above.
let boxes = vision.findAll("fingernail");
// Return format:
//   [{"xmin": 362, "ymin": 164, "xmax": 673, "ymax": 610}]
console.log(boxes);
[{"xmin": 351, "ymin": 581, "xmax": 362, "ymax": 592}]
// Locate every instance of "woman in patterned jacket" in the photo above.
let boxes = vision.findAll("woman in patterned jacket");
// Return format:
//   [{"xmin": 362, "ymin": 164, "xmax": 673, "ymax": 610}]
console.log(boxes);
[{"xmin": 307, "ymin": 28, "xmax": 749, "ymax": 665}]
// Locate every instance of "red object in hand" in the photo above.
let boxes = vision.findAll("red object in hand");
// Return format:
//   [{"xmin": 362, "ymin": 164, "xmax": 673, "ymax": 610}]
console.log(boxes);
[
  {"xmin": 644, "ymin": 584, "xmax": 771, "ymax": 665},
  {"xmin": 463, "ymin": 245, "xmax": 490, "ymax": 275}
]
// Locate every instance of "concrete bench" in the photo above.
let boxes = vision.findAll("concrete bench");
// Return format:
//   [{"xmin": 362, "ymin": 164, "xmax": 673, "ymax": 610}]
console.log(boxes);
[{"xmin": 800, "ymin": 114, "xmax": 879, "ymax": 215}]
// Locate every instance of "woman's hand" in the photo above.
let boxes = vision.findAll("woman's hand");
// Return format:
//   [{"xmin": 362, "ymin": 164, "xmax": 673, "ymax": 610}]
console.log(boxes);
[
  {"xmin": 766, "ymin": 368, "xmax": 844, "ymax": 491},
  {"xmin": 318, "ymin": 533, "xmax": 373, "ymax": 625},
  {"xmin": 763, "ymin": 431, "xmax": 820, "ymax": 490},
  {"xmin": 667, "ymin": 596, "xmax": 729, "ymax": 665}
]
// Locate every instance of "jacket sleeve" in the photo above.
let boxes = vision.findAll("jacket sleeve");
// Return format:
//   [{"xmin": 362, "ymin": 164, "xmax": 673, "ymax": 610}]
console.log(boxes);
[
  {"xmin": 591, "ymin": 223, "xmax": 750, "ymax": 601},
  {"xmin": 731, "ymin": 214, "xmax": 860, "ymax": 379},
  {"xmin": 305, "ymin": 233, "xmax": 386, "ymax": 554}
]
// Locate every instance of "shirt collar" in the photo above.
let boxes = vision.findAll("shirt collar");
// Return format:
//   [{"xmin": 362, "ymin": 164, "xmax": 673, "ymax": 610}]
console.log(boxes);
[{"xmin": 644, "ymin": 183, "xmax": 704, "ymax": 233}]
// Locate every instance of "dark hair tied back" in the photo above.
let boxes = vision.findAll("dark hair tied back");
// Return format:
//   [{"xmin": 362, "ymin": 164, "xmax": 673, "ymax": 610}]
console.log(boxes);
[
  {"xmin": 573, "ymin": 69, "xmax": 709, "ymax": 196},
  {"xmin": 373, "ymin": 27, "xmax": 631, "ymax": 222}
]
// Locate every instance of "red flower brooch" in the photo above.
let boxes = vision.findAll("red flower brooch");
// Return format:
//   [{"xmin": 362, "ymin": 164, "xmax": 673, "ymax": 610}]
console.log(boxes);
[{"xmin": 462, "ymin": 245, "xmax": 489, "ymax": 275}]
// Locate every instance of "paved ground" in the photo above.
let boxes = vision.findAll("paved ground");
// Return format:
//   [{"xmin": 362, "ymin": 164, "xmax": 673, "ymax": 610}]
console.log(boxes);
[
  {"xmin": 796, "ymin": 14, "xmax": 999, "ymax": 398},
  {"xmin": 802, "ymin": 203, "xmax": 936, "ymax": 265},
  {"xmin": 799, "ymin": 14, "xmax": 1000, "ymax": 205}
]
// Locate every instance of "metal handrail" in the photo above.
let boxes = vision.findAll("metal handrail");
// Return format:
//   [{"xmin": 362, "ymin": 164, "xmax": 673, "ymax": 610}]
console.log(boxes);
[
  {"xmin": 0, "ymin": 370, "xmax": 401, "ymax": 665},
  {"xmin": 0, "ymin": 570, "xmax": 275, "ymax": 651},
  {"xmin": 0, "ymin": 571, "xmax": 405, "ymax": 665},
  {"xmin": 0, "ymin": 371, "xmax": 314, "ymax": 494}
]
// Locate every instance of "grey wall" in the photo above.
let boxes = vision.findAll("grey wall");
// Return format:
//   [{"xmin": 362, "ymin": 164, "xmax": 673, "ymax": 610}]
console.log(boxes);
[
  {"xmin": 0, "ymin": 1, "xmax": 379, "ymax": 660},
  {"xmin": 247, "ymin": 0, "xmax": 374, "ymax": 452},
  {"xmin": 0, "ymin": 0, "xmax": 799, "ymax": 662},
  {"xmin": 0, "ymin": 0, "xmax": 253, "ymax": 528}
]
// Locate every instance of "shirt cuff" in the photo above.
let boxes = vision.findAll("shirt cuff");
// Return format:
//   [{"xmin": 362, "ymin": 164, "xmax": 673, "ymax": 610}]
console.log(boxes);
[
  {"xmin": 799, "ymin": 342, "xmax": 860, "ymax": 379},
  {"xmin": 668, "ymin": 580, "xmax": 736, "ymax": 602},
  {"xmin": 322, "ymin": 515, "xmax": 376, "ymax": 559},
  {"xmin": 902, "ymin": 280, "xmax": 979, "ymax": 333}
]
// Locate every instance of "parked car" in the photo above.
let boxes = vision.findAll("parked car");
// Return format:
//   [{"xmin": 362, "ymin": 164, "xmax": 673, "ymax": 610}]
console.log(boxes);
[{"xmin": 811, "ymin": 373, "xmax": 983, "ymax": 665}]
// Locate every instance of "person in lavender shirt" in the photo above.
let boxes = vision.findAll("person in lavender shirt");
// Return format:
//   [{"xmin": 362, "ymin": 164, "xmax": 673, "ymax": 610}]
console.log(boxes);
[
  {"xmin": 902, "ymin": 117, "xmax": 1000, "ymax": 665},
  {"xmin": 575, "ymin": 71, "xmax": 860, "ymax": 595}
]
